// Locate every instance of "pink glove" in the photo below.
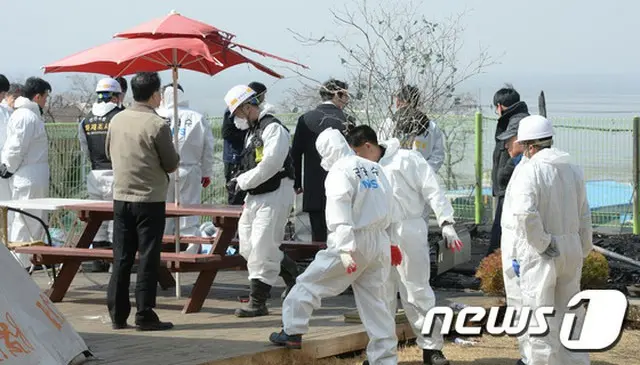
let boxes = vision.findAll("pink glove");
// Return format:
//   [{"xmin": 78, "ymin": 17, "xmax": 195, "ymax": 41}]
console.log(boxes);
[
  {"xmin": 339, "ymin": 252, "xmax": 357, "ymax": 274},
  {"xmin": 442, "ymin": 225, "xmax": 463, "ymax": 252},
  {"xmin": 201, "ymin": 177, "xmax": 211, "ymax": 188},
  {"xmin": 391, "ymin": 245, "xmax": 402, "ymax": 266}
]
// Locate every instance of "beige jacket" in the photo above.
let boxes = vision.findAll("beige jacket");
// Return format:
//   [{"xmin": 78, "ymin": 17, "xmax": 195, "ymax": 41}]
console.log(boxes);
[{"xmin": 106, "ymin": 103, "xmax": 180, "ymax": 202}]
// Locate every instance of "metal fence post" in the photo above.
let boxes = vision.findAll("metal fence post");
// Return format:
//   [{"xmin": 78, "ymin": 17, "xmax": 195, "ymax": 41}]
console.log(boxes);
[
  {"xmin": 475, "ymin": 112, "xmax": 483, "ymax": 225},
  {"xmin": 634, "ymin": 116, "xmax": 640, "ymax": 234}
]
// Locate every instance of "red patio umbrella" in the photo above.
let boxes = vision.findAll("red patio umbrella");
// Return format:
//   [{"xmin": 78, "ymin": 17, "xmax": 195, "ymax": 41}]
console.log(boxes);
[
  {"xmin": 113, "ymin": 10, "xmax": 308, "ymax": 70},
  {"xmin": 114, "ymin": 9, "xmax": 235, "ymax": 40},
  {"xmin": 43, "ymin": 37, "xmax": 283, "ymax": 78}
]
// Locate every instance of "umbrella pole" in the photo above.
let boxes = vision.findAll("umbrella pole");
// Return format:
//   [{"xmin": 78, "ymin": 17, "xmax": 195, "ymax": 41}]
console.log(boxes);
[{"xmin": 172, "ymin": 59, "xmax": 182, "ymax": 299}]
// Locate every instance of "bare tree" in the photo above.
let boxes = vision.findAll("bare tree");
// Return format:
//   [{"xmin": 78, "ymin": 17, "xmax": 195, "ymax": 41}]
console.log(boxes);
[
  {"xmin": 277, "ymin": 83, "xmax": 321, "ymax": 113},
  {"xmin": 44, "ymin": 75, "xmax": 97, "ymax": 123},
  {"xmin": 286, "ymin": 0, "xmax": 495, "ymax": 188}
]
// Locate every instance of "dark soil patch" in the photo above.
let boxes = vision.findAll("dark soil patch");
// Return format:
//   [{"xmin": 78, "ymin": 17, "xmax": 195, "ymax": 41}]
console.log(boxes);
[{"xmin": 593, "ymin": 233, "xmax": 640, "ymax": 287}]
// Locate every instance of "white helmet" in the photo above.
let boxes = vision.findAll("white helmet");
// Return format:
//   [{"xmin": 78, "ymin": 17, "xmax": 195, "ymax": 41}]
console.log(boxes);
[
  {"xmin": 224, "ymin": 85, "xmax": 256, "ymax": 115},
  {"xmin": 95, "ymin": 78, "xmax": 122, "ymax": 93},
  {"xmin": 516, "ymin": 115, "xmax": 554, "ymax": 143}
]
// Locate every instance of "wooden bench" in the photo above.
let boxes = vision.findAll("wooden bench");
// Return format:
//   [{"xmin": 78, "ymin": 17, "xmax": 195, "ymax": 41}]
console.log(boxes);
[
  {"xmin": 14, "ymin": 246, "xmax": 246, "ymax": 272},
  {"xmin": 161, "ymin": 235, "xmax": 327, "ymax": 261}
]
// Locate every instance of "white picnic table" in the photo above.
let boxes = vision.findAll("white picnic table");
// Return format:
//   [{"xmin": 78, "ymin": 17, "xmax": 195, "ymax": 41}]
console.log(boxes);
[{"xmin": 0, "ymin": 198, "xmax": 106, "ymax": 211}]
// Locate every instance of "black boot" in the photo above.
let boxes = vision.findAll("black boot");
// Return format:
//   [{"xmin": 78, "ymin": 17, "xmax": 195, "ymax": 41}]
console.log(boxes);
[
  {"xmin": 279, "ymin": 254, "xmax": 299, "ymax": 300},
  {"xmin": 269, "ymin": 329, "xmax": 302, "ymax": 349},
  {"xmin": 423, "ymin": 349, "xmax": 450, "ymax": 365},
  {"xmin": 235, "ymin": 279, "xmax": 271, "ymax": 317}
]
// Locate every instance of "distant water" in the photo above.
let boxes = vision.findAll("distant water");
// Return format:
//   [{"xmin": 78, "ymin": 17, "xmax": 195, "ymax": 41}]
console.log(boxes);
[{"xmin": 479, "ymin": 94, "xmax": 640, "ymax": 119}]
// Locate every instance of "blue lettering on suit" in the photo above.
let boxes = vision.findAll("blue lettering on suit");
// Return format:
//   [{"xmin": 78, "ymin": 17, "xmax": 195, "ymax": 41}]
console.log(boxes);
[{"xmin": 361, "ymin": 179, "xmax": 379, "ymax": 189}]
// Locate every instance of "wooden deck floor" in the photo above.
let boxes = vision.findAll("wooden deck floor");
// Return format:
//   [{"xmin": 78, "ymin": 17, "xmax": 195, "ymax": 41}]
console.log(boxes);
[{"xmin": 31, "ymin": 269, "xmax": 499, "ymax": 365}]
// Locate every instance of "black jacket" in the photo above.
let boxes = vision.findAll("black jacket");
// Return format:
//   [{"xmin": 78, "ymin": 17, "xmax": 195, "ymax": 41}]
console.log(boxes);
[
  {"xmin": 492, "ymin": 101, "xmax": 529, "ymax": 197},
  {"xmin": 221, "ymin": 108, "xmax": 247, "ymax": 164},
  {"xmin": 291, "ymin": 103, "xmax": 354, "ymax": 212}
]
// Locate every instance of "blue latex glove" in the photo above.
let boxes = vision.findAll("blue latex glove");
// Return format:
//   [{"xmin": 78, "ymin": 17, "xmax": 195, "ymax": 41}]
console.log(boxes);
[{"xmin": 512, "ymin": 259, "xmax": 520, "ymax": 277}]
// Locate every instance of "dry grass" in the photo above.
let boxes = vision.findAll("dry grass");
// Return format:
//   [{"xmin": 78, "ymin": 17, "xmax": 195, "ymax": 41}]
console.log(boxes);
[{"xmin": 215, "ymin": 330, "xmax": 639, "ymax": 365}]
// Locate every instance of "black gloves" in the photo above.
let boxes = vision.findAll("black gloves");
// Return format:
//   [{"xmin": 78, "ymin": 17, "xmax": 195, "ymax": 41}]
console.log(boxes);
[
  {"xmin": 0, "ymin": 164, "xmax": 13, "ymax": 179},
  {"xmin": 226, "ymin": 178, "xmax": 243, "ymax": 194}
]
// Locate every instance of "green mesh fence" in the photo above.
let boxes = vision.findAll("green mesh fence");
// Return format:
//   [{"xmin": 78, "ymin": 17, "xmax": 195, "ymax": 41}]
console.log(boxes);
[
  {"xmin": 480, "ymin": 115, "xmax": 633, "ymax": 230},
  {"xmin": 43, "ymin": 113, "xmax": 634, "ymax": 231}
]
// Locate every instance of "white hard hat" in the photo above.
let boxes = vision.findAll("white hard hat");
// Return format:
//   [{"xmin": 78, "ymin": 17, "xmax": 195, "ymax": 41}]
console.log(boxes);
[
  {"xmin": 224, "ymin": 85, "xmax": 256, "ymax": 115},
  {"xmin": 516, "ymin": 115, "xmax": 554, "ymax": 143},
  {"xmin": 96, "ymin": 78, "xmax": 122, "ymax": 93}
]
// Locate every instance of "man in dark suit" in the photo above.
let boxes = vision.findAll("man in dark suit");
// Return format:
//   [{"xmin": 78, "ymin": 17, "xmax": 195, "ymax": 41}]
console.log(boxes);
[{"xmin": 291, "ymin": 79, "xmax": 355, "ymax": 242}]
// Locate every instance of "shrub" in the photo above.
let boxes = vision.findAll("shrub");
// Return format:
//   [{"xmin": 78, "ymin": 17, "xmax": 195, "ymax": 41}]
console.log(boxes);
[
  {"xmin": 581, "ymin": 250, "xmax": 609, "ymax": 290},
  {"xmin": 475, "ymin": 249, "xmax": 505, "ymax": 296},
  {"xmin": 475, "ymin": 249, "xmax": 610, "ymax": 295}
]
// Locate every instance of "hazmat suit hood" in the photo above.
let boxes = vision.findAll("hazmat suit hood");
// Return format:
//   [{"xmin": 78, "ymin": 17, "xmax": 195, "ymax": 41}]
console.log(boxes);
[
  {"xmin": 258, "ymin": 102, "xmax": 276, "ymax": 120},
  {"xmin": 316, "ymin": 128, "xmax": 354, "ymax": 171},
  {"xmin": 529, "ymin": 147, "xmax": 571, "ymax": 165},
  {"xmin": 13, "ymin": 96, "xmax": 30, "ymax": 111},
  {"xmin": 15, "ymin": 97, "xmax": 41, "ymax": 116},
  {"xmin": 91, "ymin": 101, "xmax": 119, "ymax": 117},
  {"xmin": 379, "ymin": 138, "xmax": 401, "ymax": 164}
]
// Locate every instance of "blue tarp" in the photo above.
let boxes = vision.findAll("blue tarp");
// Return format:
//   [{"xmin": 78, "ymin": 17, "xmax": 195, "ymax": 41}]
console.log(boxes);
[{"xmin": 584, "ymin": 180, "xmax": 633, "ymax": 210}]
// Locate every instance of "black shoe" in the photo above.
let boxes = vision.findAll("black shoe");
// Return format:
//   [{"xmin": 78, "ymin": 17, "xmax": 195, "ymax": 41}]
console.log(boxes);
[
  {"xmin": 269, "ymin": 329, "xmax": 302, "ymax": 349},
  {"xmin": 112, "ymin": 322, "xmax": 130, "ymax": 330},
  {"xmin": 135, "ymin": 320, "xmax": 173, "ymax": 331},
  {"xmin": 516, "ymin": 360, "xmax": 526, "ymax": 365},
  {"xmin": 279, "ymin": 255, "xmax": 299, "ymax": 300},
  {"xmin": 235, "ymin": 279, "xmax": 271, "ymax": 318},
  {"xmin": 424, "ymin": 349, "xmax": 450, "ymax": 365},
  {"xmin": 134, "ymin": 310, "xmax": 173, "ymax": 331}
]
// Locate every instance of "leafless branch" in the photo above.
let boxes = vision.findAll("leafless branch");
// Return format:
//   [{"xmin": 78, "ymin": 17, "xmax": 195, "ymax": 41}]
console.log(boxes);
[{"xmin": 282, "ymin": 0, "xmax": 497, "ymax": 188}]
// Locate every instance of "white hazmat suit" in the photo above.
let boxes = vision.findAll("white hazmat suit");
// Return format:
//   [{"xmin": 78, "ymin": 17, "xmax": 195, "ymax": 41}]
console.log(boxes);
[
  {"xmin": 1, "ymin": 97, "xmax": 49, "ymax": 268},
  {"xmin": 280, "ymin": 129, "xmax": 400, "ymax": 365},
  {"xmin": 236, "ymin": 103, "xmax": 294, "ymax": 287},
  {"xmin": 377, "ymin": 138, "xmax": 457, "ymax": 354},
  {"xmin": 78, "ymin": 101, "xmax": 122, "ymax": 243},
  {"xmin": 158, "ymin": 86, "xmax": 214, "ymax": 253},
  {"xmin": 0, "ymin": 102, "xmax": 12, "ymax": 201},
  {"xmin": 501, "ymin": 147, "xmax": 592, "ymax": 365}
]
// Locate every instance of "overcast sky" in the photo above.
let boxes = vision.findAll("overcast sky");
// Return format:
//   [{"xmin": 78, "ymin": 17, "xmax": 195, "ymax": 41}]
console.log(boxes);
[{"xmin": 0, "ymin": 0, "xmax": 636, "ymax": 114}]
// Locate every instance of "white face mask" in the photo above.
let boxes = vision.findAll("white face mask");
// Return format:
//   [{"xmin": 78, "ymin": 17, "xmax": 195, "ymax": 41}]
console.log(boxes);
[{"xmin": 234, "ymin": 117, "xmax": 250, "ymax": 130}]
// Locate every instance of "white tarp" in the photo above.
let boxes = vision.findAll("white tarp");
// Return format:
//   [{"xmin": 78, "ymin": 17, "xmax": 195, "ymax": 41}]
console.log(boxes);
[{"xmin": 0, "ymin": 243, "xmax": 88, "ymax": 365}]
